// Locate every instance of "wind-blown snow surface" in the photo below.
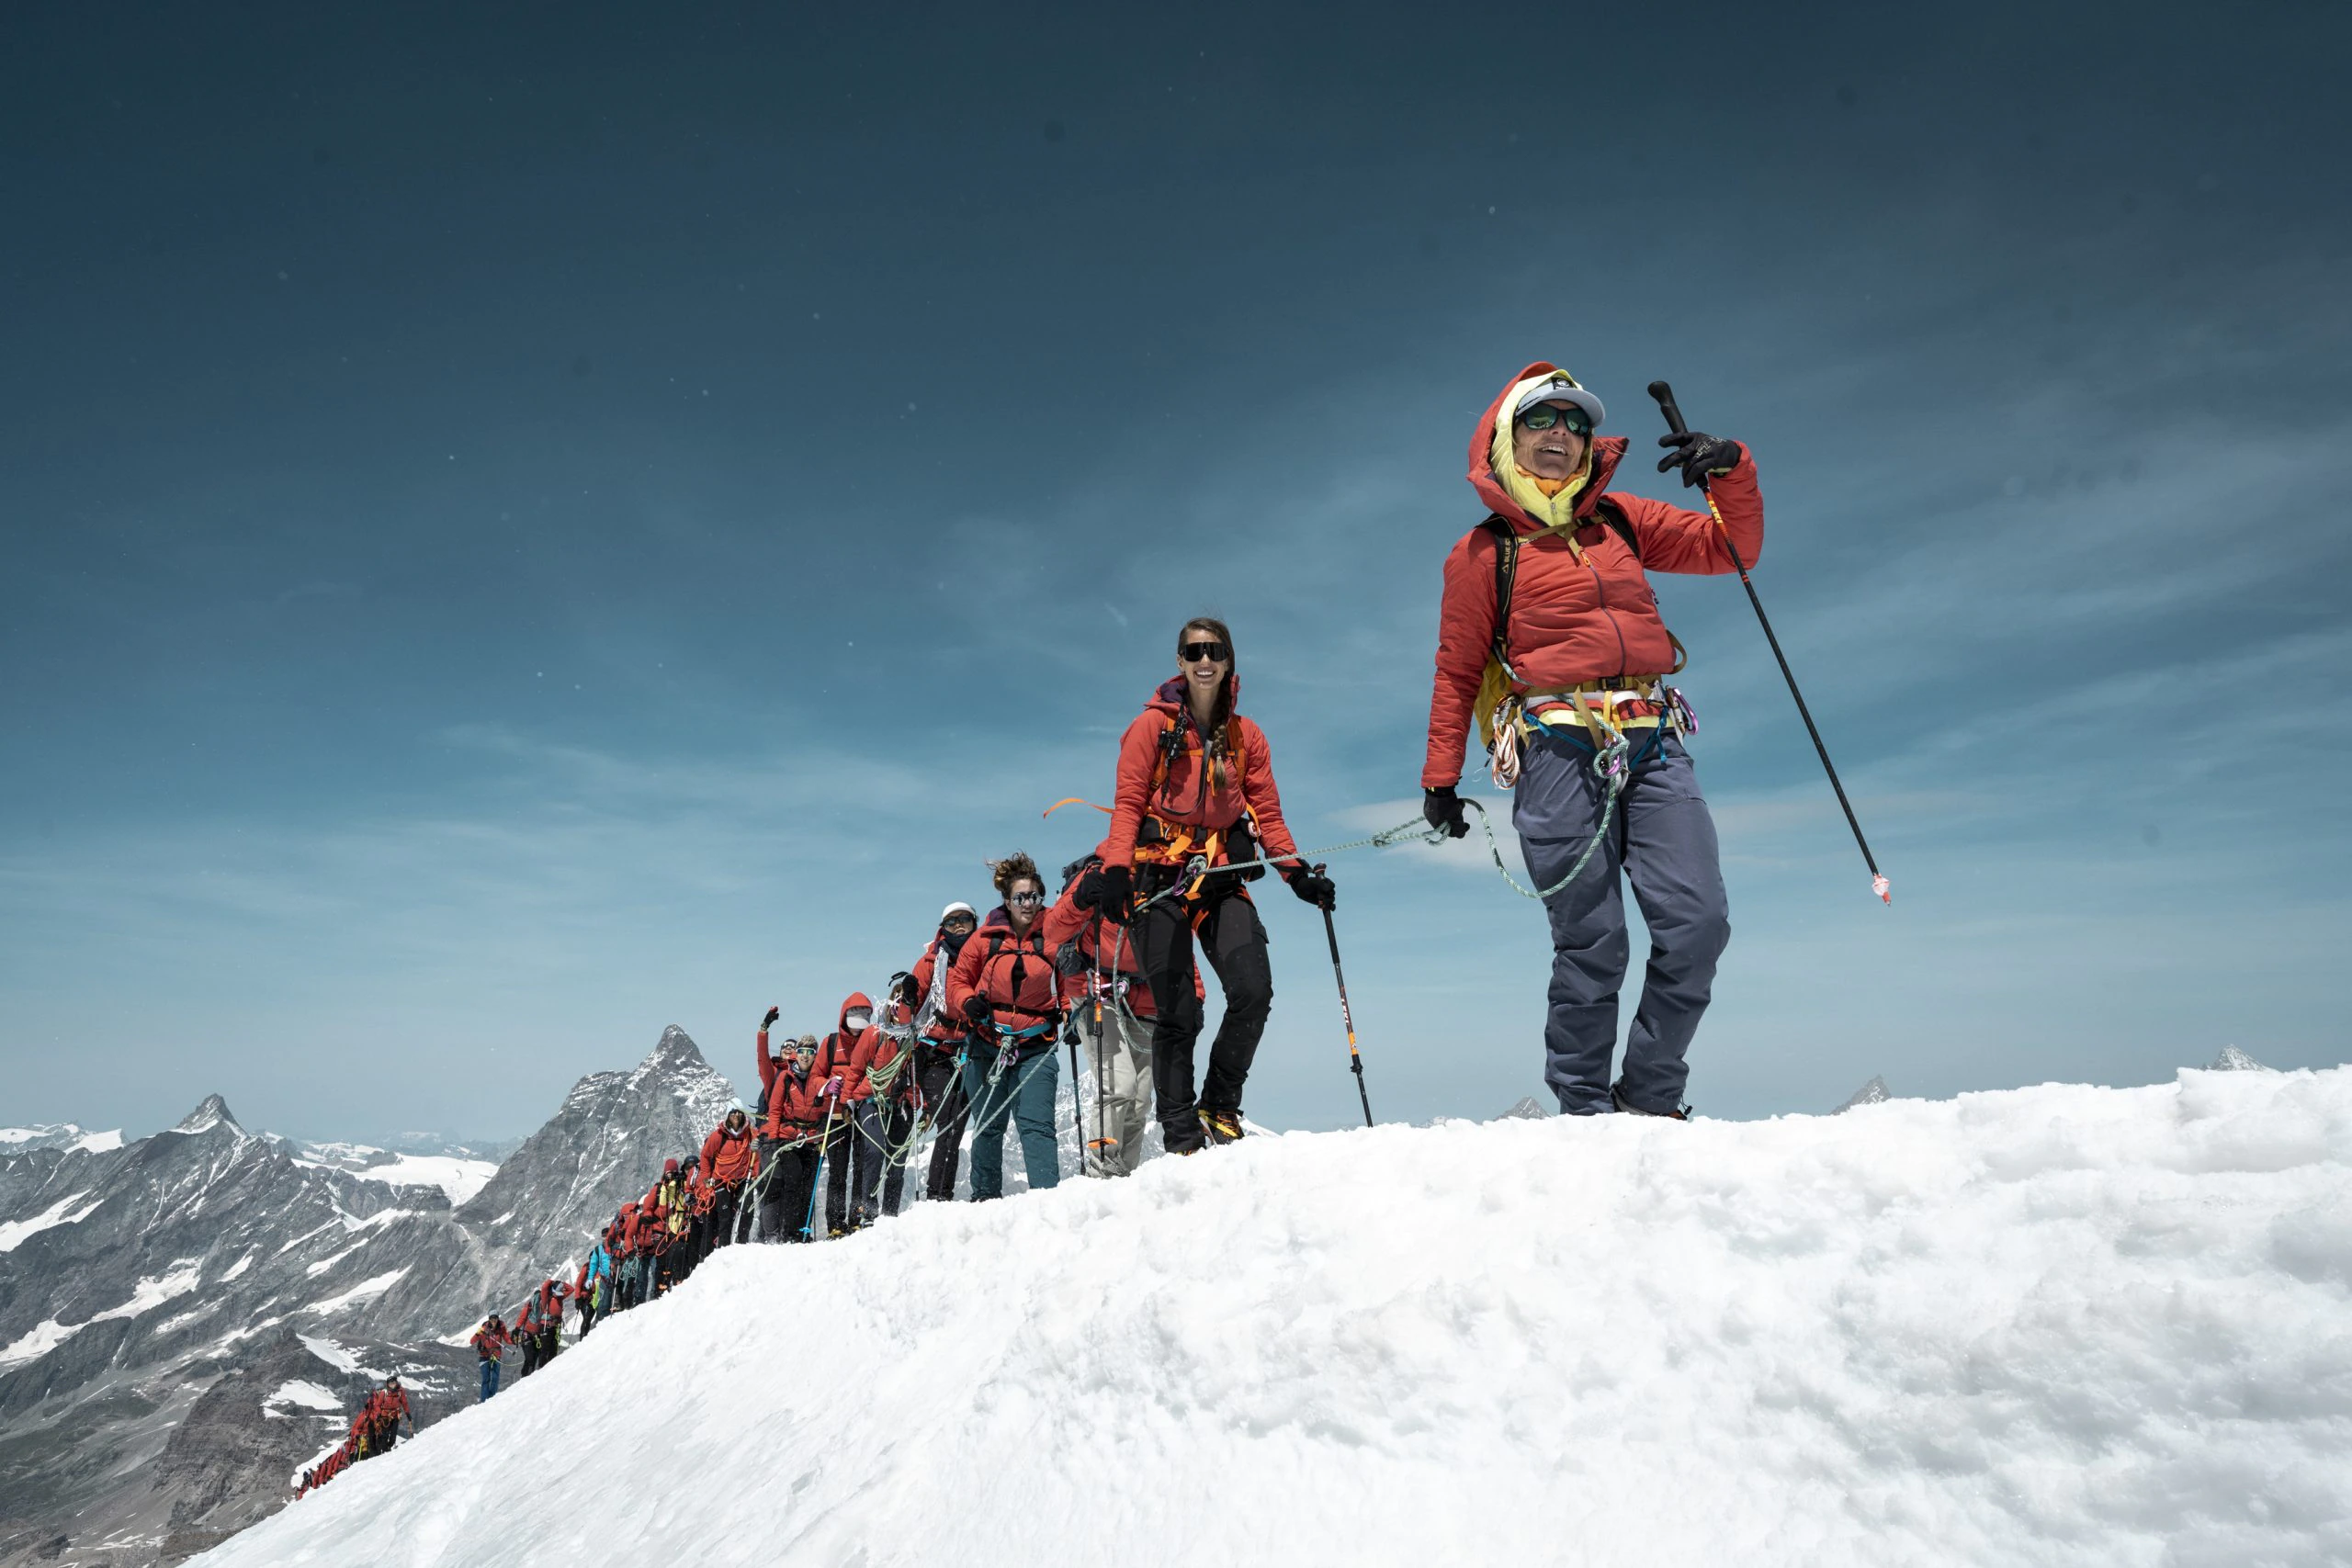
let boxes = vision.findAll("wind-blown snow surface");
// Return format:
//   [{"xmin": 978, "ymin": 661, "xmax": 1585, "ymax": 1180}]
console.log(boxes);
[{"xmin": 199, "ymin": 1068, "xmax": 2352, "ymax": 1568}]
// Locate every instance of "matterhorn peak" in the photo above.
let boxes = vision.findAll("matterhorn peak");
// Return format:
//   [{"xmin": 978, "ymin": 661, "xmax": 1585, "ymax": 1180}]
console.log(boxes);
[
  {"xmin": 1834, "ymin": 1076, "xmax": 1892, "ymax": 1112},
  {"xmin": 2208, "ymin": 1045, "xmax": 2273, "ymax": 1072},
  {"xmin": 173, "ymin": 1092, "xmax": 245, "ymax": 1136}
]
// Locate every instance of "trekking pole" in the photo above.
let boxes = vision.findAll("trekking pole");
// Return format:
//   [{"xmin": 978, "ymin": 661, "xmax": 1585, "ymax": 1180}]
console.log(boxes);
[
  {"xmin": 1066, "ymin": 1015, "xmax": 1085, "ymax": 1177},
  {"xmin": 1315, "ymin": 869, "xmax": 1375, "ymax": 1128},
  {"xmin": 1089, "ymin": 914, "xmax": 1109, "ymax": 1175},
  {"xmin": 804, "ymin": 1100, "xmax": 839, "ymax": 1241},
  {"xmin": 1648, "ymin": 380, "xmax": 1892, "ymax": 905}
]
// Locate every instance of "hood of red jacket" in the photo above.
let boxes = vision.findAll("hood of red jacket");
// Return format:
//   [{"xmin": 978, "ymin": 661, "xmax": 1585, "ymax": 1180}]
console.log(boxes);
[
  {"xmin": 836, "ymin": 991, "xmax": 874, "ymax": 1037},
  {"xmin": 1148, "ymin": 672, "xmax": 1239, "ymax": 723},
  {"xmin": 1469, "ymin": 361, "xmax": 1628, "ymax": 531}
]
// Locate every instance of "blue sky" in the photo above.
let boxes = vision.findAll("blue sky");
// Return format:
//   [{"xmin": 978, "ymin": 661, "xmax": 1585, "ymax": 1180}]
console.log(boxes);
[{"xmin": 4, "ymin": 3, "xmax": 2347, "ymax": 1142}]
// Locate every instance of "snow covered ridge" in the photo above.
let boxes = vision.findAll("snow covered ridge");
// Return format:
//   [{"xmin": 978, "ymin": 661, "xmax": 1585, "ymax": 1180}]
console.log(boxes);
[
  {"xmin": 198, "ymin": 1066, "xmax": 2352, "ymax": 1568},
  {"xmin": 0, "ymin": 1122, "xmax": 124, "ymax": 1154}
]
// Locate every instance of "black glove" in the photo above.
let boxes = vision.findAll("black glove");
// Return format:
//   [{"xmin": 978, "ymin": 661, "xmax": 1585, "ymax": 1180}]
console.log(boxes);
[
  {"xmin": 761, "ymin": 1005, "xmax": 780, "ymax": 1030},
  {"xmin": 1423, "ymin": 786, "xmax": 1470, "ymax": 840},
  {"xmin": 961, "ymin": 995, "xmax": 993, "ymax": 1025},
  {"xmin": 1657, "ymin": 430, "xmax": 1741, "ymax": 488},
  {"xmin": 1094, "ymin": 863, "xmax": 1133, "ymax": 924},
  {"xmin": 1283, "ymin": 863, "xmax": 1337, "ymax": 911},
  {"xmin": 1072, "ymin": 864, "xmax": 1107, "ymax": 912}
]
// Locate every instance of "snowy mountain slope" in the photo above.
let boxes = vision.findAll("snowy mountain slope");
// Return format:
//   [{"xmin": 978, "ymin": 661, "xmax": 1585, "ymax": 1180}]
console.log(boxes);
[
  {"xmin": 0, "ymin": 1028, "xmax": 735, "ymax": 1566},
  {"xmin": 0, "ymin": 1125, "xmax": 124, "ymax": 1156},
  {"xmin": 195, "ymin": 1066, "xmax": 2352, "ymax": 1568}
]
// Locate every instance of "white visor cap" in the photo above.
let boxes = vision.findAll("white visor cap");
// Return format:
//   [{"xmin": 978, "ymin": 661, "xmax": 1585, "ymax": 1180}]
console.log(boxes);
[{"xmin": 1513, "ymin": 378, "xmax": 1605, "ymax": 428}]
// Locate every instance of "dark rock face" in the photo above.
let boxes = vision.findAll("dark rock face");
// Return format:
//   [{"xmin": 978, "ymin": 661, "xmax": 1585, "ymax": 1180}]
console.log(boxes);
[
  {"xmin": 458, "ymin": 1024, "xmax": 740, "ymax": 1274},
  {"xmin": 0, "ymin": 1028, "xmax": 737, "ymax": 1567}
]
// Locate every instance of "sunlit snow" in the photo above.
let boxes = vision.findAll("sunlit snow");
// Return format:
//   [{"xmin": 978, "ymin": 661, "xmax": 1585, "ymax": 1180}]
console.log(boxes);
[
  {"xmin": 198, "ymin": 1067, "xmax": 2352, "ymax": 1568},
  {"xmin": 0, "ymin": 1191, "xmax": 104, "ymax": 1252}
]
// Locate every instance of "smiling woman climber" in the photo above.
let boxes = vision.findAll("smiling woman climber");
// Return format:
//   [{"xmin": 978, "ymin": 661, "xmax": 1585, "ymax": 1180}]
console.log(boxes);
[
  {"xmin": 1084, "ymin": 617, "xmax": 1333, "ymax": 1153},
  {"xmin": 1421, "ymin": 364, "xmax": 1764, "ymax": 1119}
]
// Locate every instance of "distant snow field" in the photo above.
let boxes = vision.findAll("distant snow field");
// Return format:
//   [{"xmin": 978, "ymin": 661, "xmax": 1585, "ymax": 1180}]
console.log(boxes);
[
  {"xmin": 288, "ymin": 1151, "xmax": 497, "ymax": 1206},
  {"xmin": 197, "ymin": 1067, "xmax": 2351, "ymax": 1568}
]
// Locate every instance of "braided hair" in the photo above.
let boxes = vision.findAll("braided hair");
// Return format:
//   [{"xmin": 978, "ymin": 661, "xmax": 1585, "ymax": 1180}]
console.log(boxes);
[{"xmin": 1177, "ymin": 615, "xmax": 1237, "ymax": 793}]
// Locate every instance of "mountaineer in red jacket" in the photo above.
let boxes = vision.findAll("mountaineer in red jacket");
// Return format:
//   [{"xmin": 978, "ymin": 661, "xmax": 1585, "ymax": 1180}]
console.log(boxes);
[
  {"xmin": 946, "ymin": 854, "xmax": 1066, "ymax": 1197},
  {"xmin": 813, "ymin": 992, "xmax": 876, "ymax": 1237},
  {"xmin": 1045, "ymin": 844, "xmax": 1200, "ymax": 1175},
  {"xmin": 851, "ymin": 981, "xmax": 921, "ymax": 1221},
  {"xmin": 1090, "ymin": 617, "xmax": 1333, "ymax": 1153},
  {"xmin": 908, "ymin": 903, "xmax": 981, "ymax": 1201},
  {"xmin": 470, "ymin": 1314, "xmax": 508, "ymax": 1402},
  {"xmin": 698, "ymin": 1108, "xmax": 758, "ymax": 1251},
  {"xmin": 1421, "ymin": 363, "xmax": 1758, "ymax": 1118},
  {"xmin": 533, "ymin": 1276, "xmax": 570, "ymax": 1361},
  {"xmin": 754, "ymin": 1029, "xmax": 829, "ymax": 1242}
]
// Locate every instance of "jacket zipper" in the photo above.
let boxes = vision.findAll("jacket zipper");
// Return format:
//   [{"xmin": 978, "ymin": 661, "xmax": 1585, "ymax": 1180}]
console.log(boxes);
[{"xmin": 1584, "ymin": 548, "xmax": 1630, "ymax": 674}]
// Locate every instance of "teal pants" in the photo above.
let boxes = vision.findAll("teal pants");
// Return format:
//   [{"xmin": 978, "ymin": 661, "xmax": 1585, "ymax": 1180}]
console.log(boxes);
[{"xmin": 962, "ymin": 1043, "xmax": 1060, "ymax": 1199}]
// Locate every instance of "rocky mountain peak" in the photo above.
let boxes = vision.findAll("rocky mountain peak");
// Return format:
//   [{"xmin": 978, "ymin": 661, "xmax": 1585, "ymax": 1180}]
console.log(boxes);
[
  {"xmin": 1834, "ymin": 1077, "xmax": 1891, "ymax": 1112},
  {"xmin": 2209, "ymin": 1045, "xmax": 2272, "ymax": 1072},
  {"xmin": 172, "ymin": 1094, "xmax": 245, "ymax": 1137}
]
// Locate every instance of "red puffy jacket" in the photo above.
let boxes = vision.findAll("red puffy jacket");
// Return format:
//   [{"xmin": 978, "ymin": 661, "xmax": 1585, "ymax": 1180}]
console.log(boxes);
[
  {"xmin": 1040, "ymin": 846, "xmax": 1200, "ymax": 1021},
  {"xmin": 699, "ymin": 1119, "xmax": 757, "ymax": 1186},
  {"xmin": 1422, "ymin": 361, "xmax": 1764, "ymax": 788},
  {"xmin": 856, "ymin": 997, "xmax": 917, "ymax": 1100},
  {"xmin": 1103, "ymin": 678, "xmax": 1300, "ymax": 874},
  {"xmin": 946, "ymin": 908, "xmax": 1061, "ymax": 1035},
  {"xmin": 758, "ymin": 1048, "xmax": 831, "ymax": 1137},
  {"xmin": 815, "ymin": 993, "xmax": 879, "ymax": 1103}
]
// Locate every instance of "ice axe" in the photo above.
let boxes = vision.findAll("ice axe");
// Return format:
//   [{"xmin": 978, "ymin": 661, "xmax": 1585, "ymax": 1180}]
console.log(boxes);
[{"xmin": 1649, "ymin": 379, "xmax": 1891, "ymax": 905}]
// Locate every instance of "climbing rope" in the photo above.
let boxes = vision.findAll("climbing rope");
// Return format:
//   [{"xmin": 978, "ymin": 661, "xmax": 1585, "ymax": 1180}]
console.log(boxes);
[{"xmin": 1117, "ymin": 729, "xmax": 1635, "ymax": 915}]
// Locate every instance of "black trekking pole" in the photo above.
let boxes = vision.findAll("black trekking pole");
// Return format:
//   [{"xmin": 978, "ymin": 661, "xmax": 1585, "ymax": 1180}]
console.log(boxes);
[
  {"xmin": 1066, "ymin": 1016, "xmax": 1085, "ymax": 1177},
  {"xmin": 1314, "ymin": 868, "xmax": 1375, "ymax": 1128},
  {"xmin": 1648, "ymin": 380, "xmax": 1892, "ymax": 905}
]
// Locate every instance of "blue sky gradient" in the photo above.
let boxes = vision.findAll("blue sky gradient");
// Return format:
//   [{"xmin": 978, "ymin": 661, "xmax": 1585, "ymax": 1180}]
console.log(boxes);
[{"xmin": 5, "ymin": 3, "xmax": 2347, "ymax": 1141}]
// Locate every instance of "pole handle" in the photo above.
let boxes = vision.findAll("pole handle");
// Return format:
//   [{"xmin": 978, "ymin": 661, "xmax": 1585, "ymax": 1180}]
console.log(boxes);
[{"xmin": 1647, "ymin": 380, "xmax": 1690, "ymax": 437}]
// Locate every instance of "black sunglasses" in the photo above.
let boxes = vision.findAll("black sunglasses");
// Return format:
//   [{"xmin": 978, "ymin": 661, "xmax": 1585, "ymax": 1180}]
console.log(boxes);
[
  {"xmin": 1180, "ymin": 640, "xmax": 1230, "ymax": 662},
  {"xmin": 1516, "ymin": 403, "xmax": 1591, "ymax": 436},
  {"xmin": 1009, "ymin": 890, "xmax": 1044, "ymax": 906}
]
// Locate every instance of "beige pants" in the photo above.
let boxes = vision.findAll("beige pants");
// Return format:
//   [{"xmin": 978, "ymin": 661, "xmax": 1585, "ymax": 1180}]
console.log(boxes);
[{"xmin": 1080, "ymin": 1002, "xmax": 1153, "ymax": 1176}]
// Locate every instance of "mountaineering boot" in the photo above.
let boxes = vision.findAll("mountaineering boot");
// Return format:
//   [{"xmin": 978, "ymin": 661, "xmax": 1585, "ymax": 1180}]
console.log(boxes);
[
  {"xmin": 1199, "ymin": 1109, "xmax": 1245, "ymax": 1145},
  {"xmin": 1610, "ymin": 1082, "xmax": 1690, "ymax": 1120}
]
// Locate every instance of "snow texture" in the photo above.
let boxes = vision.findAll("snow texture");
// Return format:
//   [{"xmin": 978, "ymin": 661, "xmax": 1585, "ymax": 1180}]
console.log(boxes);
[
  {"xmin": 0, "ymin": 1123, "xmax": 122, "ymax": 1154},
  {"xmin": 305, "ymin": 1269, "xmax": 410, "ymax": 1316},
  {"xmin": 341, "ymin": 1156, "xmax": 496, "ymax": 1206},
  {"xmin": 0, "ymin": 1190, "xmax": 103, "ymax": 1252},
  {"xmin": 263, "ymin": 1380, "xmax": 343, "ymax": 1414},
  {"xmin": 0, "ymin": 1316, "xmax": 85, "ymax": 1371},
  {"xmin": 195, "ymin": 1066, "xmax": 2352, "ymax": 1568}
]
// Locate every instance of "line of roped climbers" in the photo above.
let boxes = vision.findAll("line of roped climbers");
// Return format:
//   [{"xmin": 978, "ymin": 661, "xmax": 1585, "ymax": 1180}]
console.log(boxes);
[
  {"xmin": 450, "ymin": 359, "xmax": 1784, "ymax": 1383},
  {"xmin": 292, "ymin": 1375, "xmax": 413, "ymax": 1498}
]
